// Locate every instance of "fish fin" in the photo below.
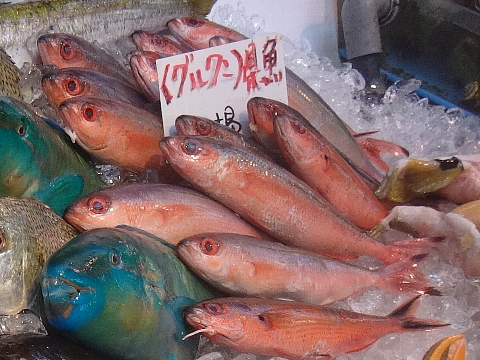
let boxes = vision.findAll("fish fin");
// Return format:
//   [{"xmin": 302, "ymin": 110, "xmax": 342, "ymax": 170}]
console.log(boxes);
[
  {"xmin": 165, "ymin": 296, "xmax": 197, "ymax": 342},
  {"xmin": 389, "ymin": 295, "xmax": 449, "ymax": 330},
  {"xmin": 36, "ymin": 174, "xmax": 85, "ymax": 215},
  {"xmin": 390, "ymin": 236, "xmax": 444, "ymax": 249},
  {"xmin": 382, "ymin": 254, "xmax": 441, "ymax": 296},
  {"xmin": 352, "ymin": 129, "xmax": 380, "ymax": 138},
  {"xmin": 357, "ymin": 137, "xmax": 409, "ymax": 173},
  {"xmin": 116, "ymin": 225, "xmax": 177, "ymax": 250}
]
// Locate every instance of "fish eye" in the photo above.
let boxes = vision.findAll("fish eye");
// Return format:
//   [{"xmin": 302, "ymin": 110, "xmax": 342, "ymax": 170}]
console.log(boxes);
[
  {"xmin": 200, "ymin": 238, "xmax": 219, "ymax": 255},
  {"xmin": 17, "ymin": 124, "xmax": 26, "ymax": 136},
  {"xmin": 0, "ymin": 230, "xmax": 6, "ymax": 253},
  {"xmin": 148, "ymin": 57, "xmax": 157, "ymax": 70},
  {"xmin": 82, "ymin": 104, "xmax": 98, "ymax": 122},
  {"xmin": 182, "ymin": 140, "xmax": 201, "ymax": 155},
  {"xmin": 109, "ymin": 251, "xmax": 121, "ymax": 266},
  {"xmin": 269, "ymin": 105, "xmax": 280, "ymax": 117},
  {"xmin": 87, "ymin": 197, "xmax": 110, "ymax": 214},
  {"xmin": 154, "ymin": 36, "xmax": 166, "ymax": 47},
  {"xmin": 60, "ymin": 40, "xmax": 75, "ymax": 60},
  {"xmin": 196, "ymin": 120, "xmax": 211, "ymax": 135},
  {"xmin": 65, "ymin": 77, "xmax": 84, "ymax": 96},
  {"xmin": 204, "ymin": 302, "xmax": 223, "ymax": 314},
  {"xmin": 294, "ymin": 122, "xmax": 306, "ymax": 134},
  {"xmin": 185, "ymin": 18, "xmax": 204, "ymax": 27}
]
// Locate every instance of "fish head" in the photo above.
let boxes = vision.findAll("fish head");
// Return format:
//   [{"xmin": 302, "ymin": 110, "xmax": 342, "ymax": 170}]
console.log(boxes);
[
  {"xmin": 176, "ymin": 234, "xmax": 232, "ymax": 281},
  {"xmin": 64, "ymin": 190, "xmax": 115, "ymax": 231},
  {"xmin": 183, "ymin": 299, "xmax": 252, "ymax": 345},
  {"xmin": 42, "ymin": 69, "xmax": 91, "ymax": 108},
  {"xmin": 167, "ymin": 17, "xmax": 246, "ymax": 49},
  {"xmin": 0, "ymin": 96, "xmax": 45, "ymax": 197},
  {"xmin": 273, "ymin": 112, "xmax": 319, "ymax": 161},
  {"xmin": 167, "ymin": 17, "xmax": 211, "ymax": 49},
  {"xmin": 175, "ymin": 115, "xmax": 215, "ymax": 136},
  {"xmin": 159, "ymin": 135, "xmax": 227, "ymax": 186},
  {"xmin": 0, "ymin": 197, "xmax": 73, "ymax": 315},
  {"xmin": 129, "ymin": 50, "xmax": 161, "ymax": 102},
  {"xmin": 247, "ymin": 97, "xmax": 290, "ymax": 149},
  {"xmin": 0, "ymin": 207, "xmax": 38, "ymax": 315},
  {"xmin": 131, "ymin": 30, "xmax": 187, "ymax": 56},
  {"xmin": 57, "ymin": 96, "xmax": 111, "ymax": 152},
  {"xmin": 37, "ymin": 33, "xmax": 91, "ymax": 69},
  {"xmin": 41, "ymin": 227, "xmax": 165, "ymax": 334}
]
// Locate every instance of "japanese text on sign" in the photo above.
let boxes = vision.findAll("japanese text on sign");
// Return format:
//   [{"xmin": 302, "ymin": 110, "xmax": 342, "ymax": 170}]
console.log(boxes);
[{"xmin": 157, "ymin": 34, "xmax": 288, "ymax": 136}]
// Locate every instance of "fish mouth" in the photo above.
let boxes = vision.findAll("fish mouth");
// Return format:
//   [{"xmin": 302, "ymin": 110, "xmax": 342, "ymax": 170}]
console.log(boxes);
[{"xmin": 41, "ymin": 274, "xmax": 98, "ymax": 331}]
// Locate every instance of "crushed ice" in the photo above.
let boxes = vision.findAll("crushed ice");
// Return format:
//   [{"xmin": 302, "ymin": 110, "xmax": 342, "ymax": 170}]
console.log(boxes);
[{"xmin": 9, "ymin": 2, "xmax": 480, "ymax": 359}]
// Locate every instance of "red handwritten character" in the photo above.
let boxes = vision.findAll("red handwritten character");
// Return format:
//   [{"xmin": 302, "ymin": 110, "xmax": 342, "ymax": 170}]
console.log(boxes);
[
  {"xmin": 205, "ymin": 53, "xmax": 230, "ymax": 88},
  {"xmin": 260, "ymin": 38, "xmax": 283, "ymax": 86},
  {"xmin": 169, "ymin": 53, "xmax": 194, "ymax": 99},
  {"xmin": 231, "ymin": 42, "xmax": 260, "ymax": 92},
  {"xmin": 160, "ymin": 63, "xmax": 173, "ymax": 104}
]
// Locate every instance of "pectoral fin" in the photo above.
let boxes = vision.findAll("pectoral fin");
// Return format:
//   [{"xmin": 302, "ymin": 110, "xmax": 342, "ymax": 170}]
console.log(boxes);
[{"xmin": 36, "ymin": 174, "xmax": 85, "ymax": 215}]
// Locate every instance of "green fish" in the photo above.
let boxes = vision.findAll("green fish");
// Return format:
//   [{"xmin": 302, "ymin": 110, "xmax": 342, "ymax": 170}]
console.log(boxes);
[
  {"xmin": 41, "ymin": 225, "xmax": 216, "ymax": 360},
  {"xmin": 0, "ymin": 95, "xmax": 105, "ymax": 215},
  {"xmin": 0, "ymin": 197, "xmax": 78, "ymax": 316}
]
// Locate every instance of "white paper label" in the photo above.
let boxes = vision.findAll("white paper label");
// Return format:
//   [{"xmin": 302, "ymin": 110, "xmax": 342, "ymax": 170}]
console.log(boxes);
[{"xmin": 156, "ymin": 34, "xmax": 288, "ymax": 137}]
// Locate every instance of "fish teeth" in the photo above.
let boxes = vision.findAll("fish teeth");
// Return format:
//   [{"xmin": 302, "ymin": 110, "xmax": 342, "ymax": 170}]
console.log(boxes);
[{"xmin": 62, "ymin": 126, "xmax": 78, "ymax": 143}]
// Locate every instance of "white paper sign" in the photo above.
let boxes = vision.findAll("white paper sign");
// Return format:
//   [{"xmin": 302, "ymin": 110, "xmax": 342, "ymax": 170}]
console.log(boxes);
[{"xmin": 156, "ymin": 34, "xmax": 288, "ymax": 137}]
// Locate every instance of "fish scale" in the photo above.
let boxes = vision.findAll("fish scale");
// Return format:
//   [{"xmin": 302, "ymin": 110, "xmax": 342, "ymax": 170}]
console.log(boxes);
[
  {"xmin": 0, "ymin": 47, "xmax": 21, "ymax": 101},
  {"xmin": 0, "ymin": 197, "xmax": 78, "ymax": 316}
]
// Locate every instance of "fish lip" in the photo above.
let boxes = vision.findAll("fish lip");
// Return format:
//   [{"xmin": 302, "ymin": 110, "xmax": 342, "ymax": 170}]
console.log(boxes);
[
  {"xmin": 62, "ymin": 210, "xmax": 87, "ymax": 232},
  {"xmin": 174, "ymin": 117, "xmax": 188, "ymax": 135},
  {"xmin": 158, "ymin": 137, "xmax": 176, "ymax": 160}
]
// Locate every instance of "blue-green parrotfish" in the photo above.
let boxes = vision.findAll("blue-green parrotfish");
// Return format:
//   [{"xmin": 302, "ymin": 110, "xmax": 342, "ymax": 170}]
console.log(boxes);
[
  {"xmin": 0, "ymin": 95, "xmax": 105, "ymax": 215},
  {"xmin": 41, "ymin": 225, "xmax": 216, "ymax": 360}
]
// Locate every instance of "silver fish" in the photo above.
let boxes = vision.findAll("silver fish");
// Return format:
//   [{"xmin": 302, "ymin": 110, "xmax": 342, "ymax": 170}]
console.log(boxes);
[{"xmin": 0, "ymin": 197, "xmax": 78, "ymax": 316}]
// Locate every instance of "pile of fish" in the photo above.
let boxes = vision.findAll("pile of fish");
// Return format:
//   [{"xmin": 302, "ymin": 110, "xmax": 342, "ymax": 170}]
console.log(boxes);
[{"xmin": 0, "ymin": 8, "xmax": 478, "ymax": 360}]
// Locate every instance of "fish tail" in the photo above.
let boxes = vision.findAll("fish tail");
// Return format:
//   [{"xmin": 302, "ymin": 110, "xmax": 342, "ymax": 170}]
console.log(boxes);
[
  {"xmin": 389, "ymin": 295, "xmax": 449, "ymax": 330},
  {"xmin": 383, "ymin": 236, "xmax": 444, "ymax": 264},
  {"xmin": 382, "ymin": 253, "xmax": 441, "ymax": 296}
]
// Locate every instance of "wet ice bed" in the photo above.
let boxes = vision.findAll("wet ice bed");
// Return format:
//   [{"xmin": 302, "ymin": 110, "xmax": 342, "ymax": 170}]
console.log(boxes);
[{"xmin": 5, "ymin": 2, "xmax": 480, "ymax": 359}]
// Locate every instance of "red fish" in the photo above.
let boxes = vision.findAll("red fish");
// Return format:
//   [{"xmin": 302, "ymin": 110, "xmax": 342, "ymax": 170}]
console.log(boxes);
[
  {"xmin": 247, "ymin": 96, "xmax": 384, "ymax": 186},
  {"xmin": 41, "ymin": 68, "xmax": 149, "ymax": 109},
  {"xmin": 128, "ymin": 50, "xmax": 162, "ymax": 102},
  {"xmin": 175, "ymin": 115, "xmax": 263, "ymax": 153},
  {"xmin": 58, "ymin": 96, "xmax": 166, "ymax": 174},
  {"xmin": 167, "ymin": 17, "xmax": 385, "ymax": 184},
  {"xmin": 159, "ymin": 135, "xmax": 426, "ymax": 265},
  {"xmin": 64, "ymin": 183, "xmax": 263, "ymax": 245},
  {"xmin": 167, "ymin": 17, "xmax": 245, "ymax": 49},
  {"xmin": 183, "ymin": 296, "xmax": 448, "ymax": 359},
  {"xmin": 176, "ymin": 233, "xmax": 439, "ymax": 305},
  {"xmin": 131, "ymin": 30, "xmax": 191, "ymax": 56},
  {"xmin": 37, "ymin": 33, "xmax": 137, "ymax": 88},
  {"xmin": 273, "ymin": 111, "xmax": 388, "ymax": 230}
]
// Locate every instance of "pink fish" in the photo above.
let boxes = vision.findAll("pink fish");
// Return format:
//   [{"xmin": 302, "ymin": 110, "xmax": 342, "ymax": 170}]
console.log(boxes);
[
  {"xmin": 177, "ymin": 232, "xmax": 439, "ymax": 305},
  {"xmin": 64, "ymin": 183, "xmax": 263, "ymax": 245},
  {"xmin": 273, "ymin": 111, "xmax": 388, "ymax": 230},
  {"xmin": 58, "ymin": 96, "xmax": 166, "ymax": 174},
  {"xmin": 159, "ymin": 135, "xmax": 429, "ymax": 265},
  {"xmin": 131, "ymin": 30, "xmax": 191, "ymax": 56},
  {"xmin": 183, "ymin": 296, "xmax": 448, "ymax": 359}
]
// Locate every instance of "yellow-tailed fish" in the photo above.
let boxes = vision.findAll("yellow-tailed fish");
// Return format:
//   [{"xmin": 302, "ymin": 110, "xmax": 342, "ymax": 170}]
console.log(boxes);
[
  {"xmin": 422, "ymin": 334, "xmax": 466, "ymax": 360},
  {"xmin": 375, "ymin": 157, "xmax": 464, "ymax": 203}
]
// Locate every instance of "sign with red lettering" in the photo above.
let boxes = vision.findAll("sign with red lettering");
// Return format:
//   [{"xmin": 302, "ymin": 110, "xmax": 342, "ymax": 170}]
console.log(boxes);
[{"xmin": 156, "ymin": 34, "xmax": 288, "ymax": 137}]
